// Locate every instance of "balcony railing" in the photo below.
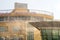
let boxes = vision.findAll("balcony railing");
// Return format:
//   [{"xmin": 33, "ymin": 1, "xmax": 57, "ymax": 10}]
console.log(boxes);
[
  {"xmin": 29, "ymin": 9, "xmax": 53, "ymax": 16},
  {"xmin": 0, "ymin": 9, "xmax": 13, "ymax": 13},
  {"xmin": 0, "ymin": 9, "xmax": 53, "ymax": 16}
]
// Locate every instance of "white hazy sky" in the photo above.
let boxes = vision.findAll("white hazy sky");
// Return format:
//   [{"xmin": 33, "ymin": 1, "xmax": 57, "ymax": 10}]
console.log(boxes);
[{"xmin": 0, "ymin": 0, "xmax": 60, "ymax": 20}]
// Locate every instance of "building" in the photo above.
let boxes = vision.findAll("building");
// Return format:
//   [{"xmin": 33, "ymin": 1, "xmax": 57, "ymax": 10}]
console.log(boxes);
[
  {"xmin": 30, "ymin": 21, "xmax": 60, "ymax": 40},
  {"xmin": 0, "ymin": 3, "xmax": 53, "ymax": 40}
]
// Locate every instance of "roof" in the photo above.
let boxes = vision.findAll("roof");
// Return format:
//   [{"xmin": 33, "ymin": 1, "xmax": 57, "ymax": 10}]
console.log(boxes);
[{"xmin": 29, "ymin": 21, "xmax": 60, "ymax": 30}]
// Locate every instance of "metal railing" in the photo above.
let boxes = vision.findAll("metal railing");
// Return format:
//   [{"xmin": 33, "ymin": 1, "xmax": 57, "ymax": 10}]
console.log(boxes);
[
  {"xmin": 29, "ymin": 9, "xmax": 53, "ymax": 16},
  {"xmin": 0, "ymin": 9, "xmax": 13, "ymax": 13},
  {"xmin": 0, "ymin": 9, "xmax": 53, "ymax": 16}
]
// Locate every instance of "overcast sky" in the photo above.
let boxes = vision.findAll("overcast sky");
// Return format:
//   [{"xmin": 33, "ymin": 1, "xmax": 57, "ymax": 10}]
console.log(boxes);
[{"xmin": 0, "ymin": 0, "xmax": 60, "ymax": 20}]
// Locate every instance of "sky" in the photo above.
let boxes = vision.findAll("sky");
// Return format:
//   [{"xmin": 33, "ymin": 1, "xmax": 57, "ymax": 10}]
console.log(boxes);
[{"xmin": 0, "ymin": 0, "xmax": 60, "ymax": 20}]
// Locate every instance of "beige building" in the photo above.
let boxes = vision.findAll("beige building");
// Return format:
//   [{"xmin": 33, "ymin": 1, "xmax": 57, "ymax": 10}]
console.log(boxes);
[{"xmin": 0, "ymin": 3, "xmax": 53, "ymax": 40}]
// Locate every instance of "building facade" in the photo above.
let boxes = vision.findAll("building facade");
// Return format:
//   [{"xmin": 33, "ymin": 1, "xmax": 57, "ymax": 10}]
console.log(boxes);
[{"xmin": 0, "ymin": 3, "xmax": 53, "ymax": 40}]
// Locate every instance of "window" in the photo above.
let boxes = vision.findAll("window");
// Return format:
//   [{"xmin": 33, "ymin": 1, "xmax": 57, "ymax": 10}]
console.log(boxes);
[
  {"xmin": 31, "ymin": 16, "xmax": 43, "ymax": 22},
  {"xmin": 58, "ymin": 30, "xmax": 60, "ymax": 40},
  {"xmin": 9, "ymin": 16, "xmax": 15, "ymax": 21},
  {"xmin": 41, "ymin": 29, "xmax": 48, "ymax": 40},
  {"xmin": 41, "ymin": 29, "xmax": 60, "ymax": 40},
  {"xmin": 0, "ymin": 26, "xmax": 8, "ymax": 32},
  {"xmin": 0, "ymin": 17, "xmax": 4, "ymax": 21},
  {"xmin": 12, "ymin": 26, "xmax": 21, "ymax": 32},
  {"xmin": 18, "ymin": 16, "xmax": 30, "ymax": 20},
  {"xmin": 0, "ymin": 36, "xmax": 4, "ymax": 40},
  {"xmin": 4, "ymin": 16, "xmax": 8, "ymax": 21},
  {"xmin": 11, "ymin": 36, "xmax": 19, "ymax": 40},
  {"xmin": 9, "ymin": 16, "xmax": 31, "ymax": 21},
  {"xmin": 0, "ymin": 17, "xmax": 8, "ymax": 21},
  {"xmin": 46, "ymin": 29, "xmax": 52, "ymax": 40},
  {"xmin": 52, "ymin": 30, "xmax": 58, "ymax": 35},
  {"xmin": 27, "ymin": 32, "xmax": 34, "ymax": 40},
  {"xmin": 27, "ymin": 25, "xmax": 34, "ymax": 40}
]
